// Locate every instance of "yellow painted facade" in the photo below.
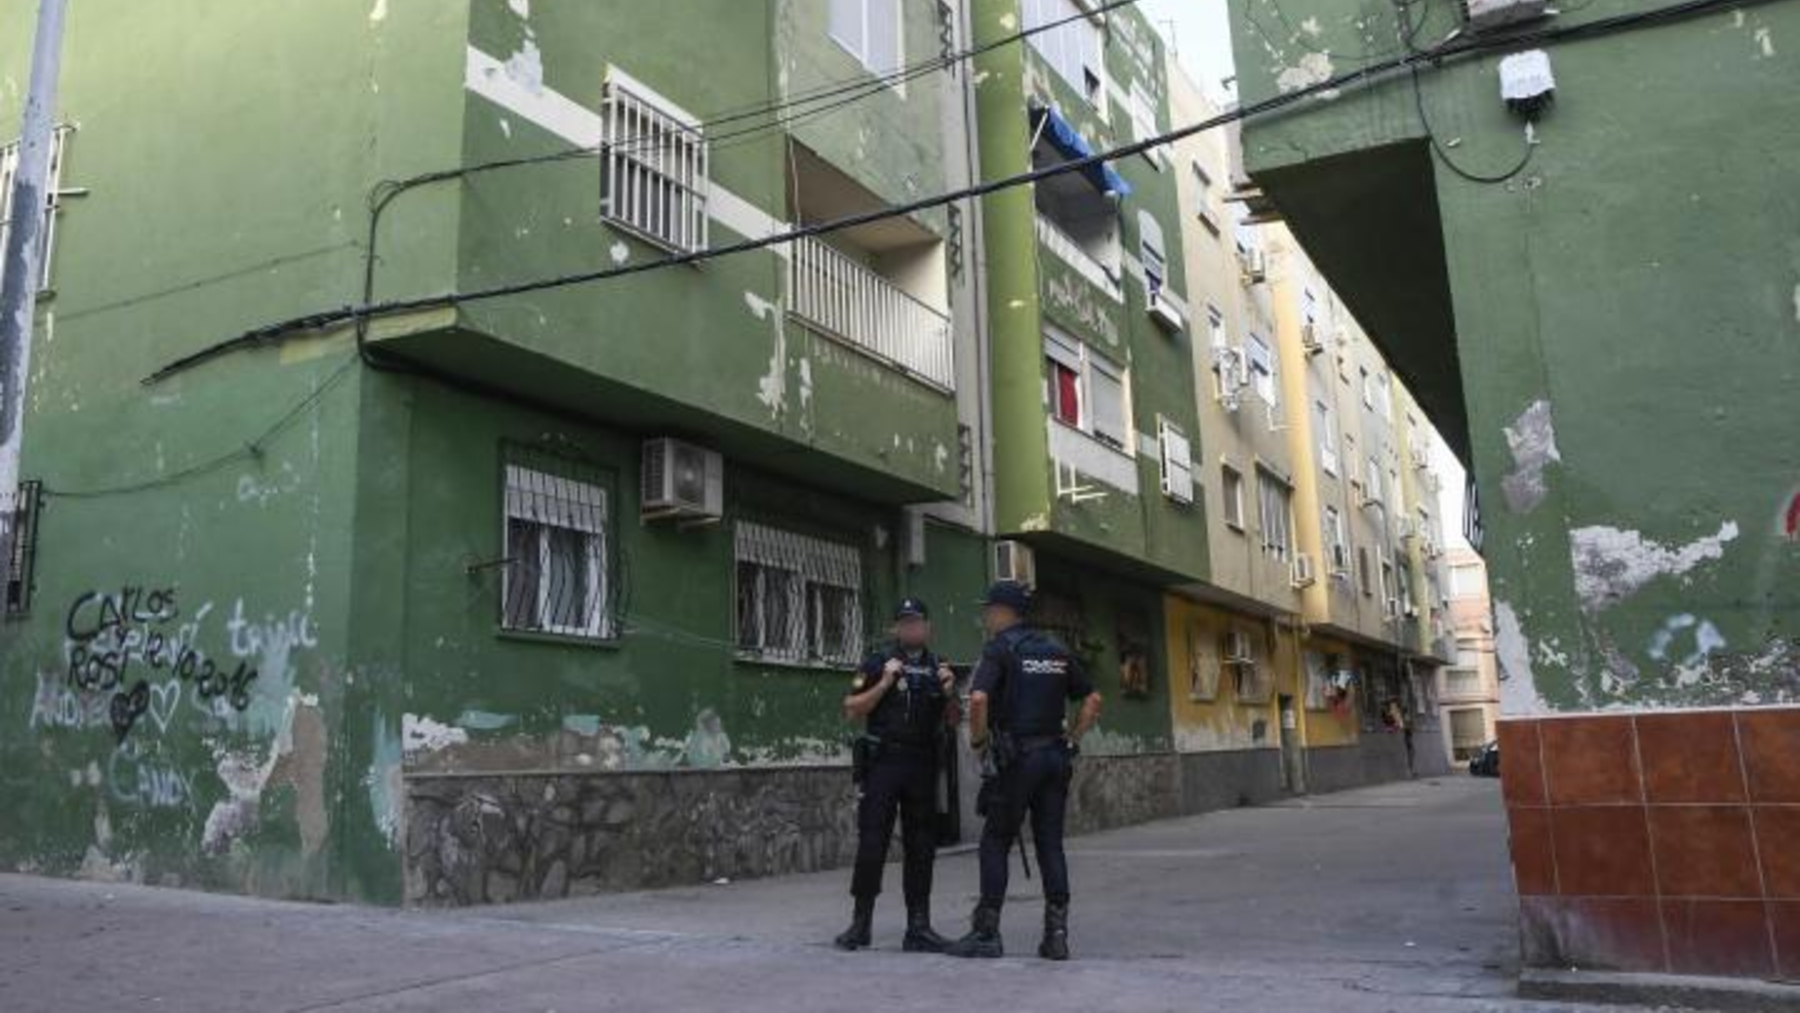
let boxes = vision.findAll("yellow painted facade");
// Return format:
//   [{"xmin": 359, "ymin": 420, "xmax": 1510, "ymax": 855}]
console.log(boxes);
[{"xmin": 1162, "ymin": 596, "xmax": 1292, "ymax": 753}]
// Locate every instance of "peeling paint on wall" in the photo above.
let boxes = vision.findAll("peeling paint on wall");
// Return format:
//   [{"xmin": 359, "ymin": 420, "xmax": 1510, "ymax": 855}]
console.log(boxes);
[
  {"xmin": 1493, "ymin": 601, "xmax": 1549, "ymax": 715},
  {"xmin": 402, "ymin": 713, "xmax": 470, "ymax": 755},
  {"xmin": 1275, "ymin": 52, "xmax": 1334, "ymax": 93},
  {"xmin": 1568, "ymin": 520, "xmax": 1739, "ymax": 612},
  {"xmin": 1501, "ymin": 400, "xmax": 1561, "ymax": 513},
  {"xmin": 366, "ymin": 714, "xmax": 403, "ymax": 848}
]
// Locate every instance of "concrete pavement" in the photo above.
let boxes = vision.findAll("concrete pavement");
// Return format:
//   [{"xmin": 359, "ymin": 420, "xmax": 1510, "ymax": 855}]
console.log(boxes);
[{"xmin": 0, "ymin": 777, "xmax": 1662, "ymax": 1011}]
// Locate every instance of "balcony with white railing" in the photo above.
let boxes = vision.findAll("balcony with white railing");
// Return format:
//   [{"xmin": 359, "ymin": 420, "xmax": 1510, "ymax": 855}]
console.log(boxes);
[
  {"xmin": 1035, "ymin": 214, "xmax": 1123, "ymax": 302},
  {"xmin": 786, "ymin": 235, "xmax": 955, "ymax": 393}
]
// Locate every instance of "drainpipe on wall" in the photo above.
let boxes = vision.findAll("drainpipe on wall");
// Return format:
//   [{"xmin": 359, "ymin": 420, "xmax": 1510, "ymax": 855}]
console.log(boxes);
[{"xmin": 0, "ymin": 0, "xmax": 69, "ymax": 606}]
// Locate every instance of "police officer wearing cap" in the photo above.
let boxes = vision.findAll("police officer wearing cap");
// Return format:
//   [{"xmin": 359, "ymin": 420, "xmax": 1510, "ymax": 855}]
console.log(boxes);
[
  {"xmin": 947, "ymin": 581, "xmax": 1103, "ymax": 961},
  {"xmin": 834, "ymin": 597, "xmax": 957, "ymax": 952}
]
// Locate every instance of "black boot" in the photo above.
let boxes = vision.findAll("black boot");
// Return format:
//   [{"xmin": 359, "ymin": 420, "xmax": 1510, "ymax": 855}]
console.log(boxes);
[
  {"xmin": 1038, "ymin": 901, "xmax": 1069, "ymax": 961},
  {"xmin": 834, "ymin": 896, "xmax": 875, "ymax": 951},
  {"xmin": 903, "ymin": 903, "xmax": 952, "ymax": 953},
  {"xmin": 944, "ymin": 902, "xmax": 1003, "ymax": 959}
]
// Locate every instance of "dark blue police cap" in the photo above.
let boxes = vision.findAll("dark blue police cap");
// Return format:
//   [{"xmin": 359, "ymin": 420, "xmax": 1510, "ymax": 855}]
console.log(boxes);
[
  {"xmin": 978, "ymin": 581, "xmax": 1032, "ymax": 613},
  {"xmin": 894, "ymin": 597, "xmax": 930, "ymax": 620}
]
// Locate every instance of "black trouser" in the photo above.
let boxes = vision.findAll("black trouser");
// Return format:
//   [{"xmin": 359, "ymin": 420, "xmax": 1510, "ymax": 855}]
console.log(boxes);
[
  {"xmin": 851, "ymin": 745, "xmax": 938, "ymax": 905},
  {"xmin": 978, "ymin": 742, "xmax": 1072, "ymax": 908}
]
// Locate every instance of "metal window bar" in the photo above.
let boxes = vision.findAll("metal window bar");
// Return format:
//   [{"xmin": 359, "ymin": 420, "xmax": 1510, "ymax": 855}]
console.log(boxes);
[
  {"xmin": 0, "ymin": 126, "xmax": 71, "ymax": 294},
  {"xmin": 733, "ymin": 521, "xmax": 866, "ymax": 667},
  {"xmin": 786, "ymin": 234, "xmax": 954, "ymax": 391},
  {"xmin": 4, "ymin": 479, "xmax": 41, "ymax": 617},
  {"xmin": 500, "ymin": 452, "xmax": 615, "ymax": 640},
  {"xmin": 601, "ymin": 82, "xmax": 707, "ymax": 255}
]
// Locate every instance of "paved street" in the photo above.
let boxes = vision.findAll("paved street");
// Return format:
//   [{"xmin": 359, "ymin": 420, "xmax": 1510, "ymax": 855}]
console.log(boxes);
[{"xmin": 0, "ymin": 777, "xmax": 1650, "ymax": 1012}]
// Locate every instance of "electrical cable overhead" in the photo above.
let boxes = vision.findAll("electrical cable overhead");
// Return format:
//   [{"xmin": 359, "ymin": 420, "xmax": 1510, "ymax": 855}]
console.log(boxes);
[
  {"xmin": 1394, "ymin": 0, "xmax": 1537, "ymax": 184},
  {"xmin": 166, "ymin": 0, "xmax": 1771, "ymax": 383},
  {"xmin": 52, "ymin": 0, "xmax": 1773, "ymax": 503}
]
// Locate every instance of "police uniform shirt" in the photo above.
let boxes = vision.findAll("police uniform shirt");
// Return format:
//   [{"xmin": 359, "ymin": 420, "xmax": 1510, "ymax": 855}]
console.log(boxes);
[
  {"xmin": 971, "ymin": 627, "xmax": 1095, "ymax": 738},
  {"xmin": 851, "ymin": 647, "xmax": 946, "ymax": 746}
]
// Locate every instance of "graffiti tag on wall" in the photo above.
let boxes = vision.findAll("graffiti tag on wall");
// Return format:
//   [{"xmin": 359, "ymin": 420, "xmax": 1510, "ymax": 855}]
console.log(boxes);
[{"xmin": 60, "ymin": 586, "xmax": 259, "ymax": 742}]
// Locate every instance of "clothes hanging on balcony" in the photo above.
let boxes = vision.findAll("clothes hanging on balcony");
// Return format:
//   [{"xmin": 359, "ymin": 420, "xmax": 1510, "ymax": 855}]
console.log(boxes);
[{"xmin": 1030, "ymin": 106, "xmax": 1133, "ymax": 198}]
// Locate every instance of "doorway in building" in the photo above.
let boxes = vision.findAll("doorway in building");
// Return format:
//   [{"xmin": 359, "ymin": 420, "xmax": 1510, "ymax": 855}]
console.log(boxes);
[{"xmin": 1278, "ymin": 694, "xmax": 1305, "ymax": 794}]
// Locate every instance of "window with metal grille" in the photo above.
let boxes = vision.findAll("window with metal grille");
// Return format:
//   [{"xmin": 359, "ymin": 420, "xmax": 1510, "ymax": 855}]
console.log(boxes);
[
  {"xmin": 0, "ymin": 126, "xmax": 74, "ymax": 294},
  {"xmin": 734, "ymin": 522, "xmax": 864, "ymax": 667},
  {"xmin": 501, "ymin": 454, "xmax": 614, "ymax": 640},
  {"xmin": 4, "ymin": 480, "xmax": 41, "ymax": 617},
  {"xmin": 601, "ymin": 72, "xmax": 708, "ymax": 254}
]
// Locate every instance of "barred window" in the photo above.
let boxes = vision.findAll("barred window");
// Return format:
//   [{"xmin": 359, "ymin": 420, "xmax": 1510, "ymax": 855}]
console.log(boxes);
[
  {"xmin": 734, "ymin": 522, "xmax": 863, "ymax": 667},
  {"xmin": 4, "ymin": 480, "xmax": 41, "ymax": 617},
  {"xmin": 601, "ymin": 71, "xmax": 708, "ymax": 254},
  {"xmin": 502, "ymin": 460, "xmax": 614, "ymax": 640},
  {"xmin": 0, "ymin": 126, "xmax": 73, "ymax": 294}
]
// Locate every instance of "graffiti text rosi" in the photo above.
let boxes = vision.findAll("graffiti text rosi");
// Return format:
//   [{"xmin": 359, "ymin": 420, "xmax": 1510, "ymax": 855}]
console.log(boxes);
[{"xmin": 62, "ymin": 586, "xmax": 258, "ymax": 741}]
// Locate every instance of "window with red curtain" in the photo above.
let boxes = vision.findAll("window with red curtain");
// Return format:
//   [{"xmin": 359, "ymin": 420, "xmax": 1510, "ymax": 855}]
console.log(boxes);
[{"xmin": 1052, "ymin": 361, "xmax": 1081, "ymax": 426}]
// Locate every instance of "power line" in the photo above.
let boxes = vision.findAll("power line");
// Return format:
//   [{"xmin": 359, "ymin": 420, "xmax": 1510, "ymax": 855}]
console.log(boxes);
[
  {"xmin": 367, "ymin": 0, "xmax": 1149, "ymax": 199},
  {"xmin": 167, "ymin": 0, "xmax": 1750, "ymax": 375},
  {"xmin": 43, "ymin": 354, "xmax": 356, "ymax": 499},
  {"xmin": 1394, "ymin": 0, "xmax": 1537, "ymax": 184},
  {"xmin": 152, "ymin": 0, "xmax": 1148, "ymax": 384},
  {"xmin": 49, "ymin": 0, "xmax": 1770, "ymax": 501}
]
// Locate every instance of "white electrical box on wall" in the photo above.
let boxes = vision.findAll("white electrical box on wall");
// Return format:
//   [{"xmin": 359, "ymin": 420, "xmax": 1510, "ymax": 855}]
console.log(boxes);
[{"xmin": 1463, "ymin": 0, "xmax": 1550, "ymax": 33}]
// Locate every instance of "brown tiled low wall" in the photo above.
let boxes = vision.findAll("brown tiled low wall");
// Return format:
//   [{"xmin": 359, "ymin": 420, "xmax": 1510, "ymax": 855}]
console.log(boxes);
[{"xmin": 1500, "ymin": 707, "xmax": 1800, "ymax": 980}]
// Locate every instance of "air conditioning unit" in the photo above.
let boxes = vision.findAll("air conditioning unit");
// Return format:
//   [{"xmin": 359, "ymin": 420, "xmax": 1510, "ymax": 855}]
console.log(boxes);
[
  {"xmin": 1212, "ymin": 346, "xmax": 1249, "ymax": 412},
  {"xmin": 641, "ymin": 438, "xmax": 724, "ymax": 521},
  {"xmin": 1212, "ymin": 345, "xmax": 1249, "ymax": 387},
  {"xmin": 1411, "ymin": 444, "xmax": 1432, "ymax": 470},
  {"xmin": 994, "ymin": 539, "xmax": 1037, "ymax": 588},
  {"xmin": 1148, "ymin": 291, "xmax": 1185, "ymax": 333},
  {"xmin": 1462, "ymin": 0, "xmax": 1550, "ymax": 33},
  {"xmin": 1300, "ymin": 323, "xmax": 1325, "ymax": 357},
  {"xmin": 1396, "ymin": 517, "xmax": 1417, "ymax": 541},
  {"xmin": 1291, "ymin": 552, "xmax": 1317, "ymax": 589},
  {"xmin": 1403, "ymin": 601, "xmax": 1421, "ymax": 619},
  {"xmin": 1237, "ymin": 248, "xmax": 1267, "ymax": 285},
  {"xmin": 1223, "ymin": 629, "xmax": 1255, "ymax": 665},
  {"xmin": 1384, "ymin": 598, "xmax": 1402, "ymax": 621}
]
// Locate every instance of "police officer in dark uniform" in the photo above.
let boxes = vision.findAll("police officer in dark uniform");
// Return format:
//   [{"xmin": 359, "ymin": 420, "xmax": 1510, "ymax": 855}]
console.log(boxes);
[
  {"xmin": 834, "ymin": 597, "xmax": 957, "ymax": 952},
  {"xmin": 947, "ymin": 581, "xmax": 1103, "ymax": 961}
]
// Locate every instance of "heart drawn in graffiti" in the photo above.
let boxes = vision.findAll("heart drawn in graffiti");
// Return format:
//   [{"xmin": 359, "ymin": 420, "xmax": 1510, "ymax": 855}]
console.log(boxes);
[{"xmin": 148, "ymin": 681, "xmax": 181, "ymax": 735}]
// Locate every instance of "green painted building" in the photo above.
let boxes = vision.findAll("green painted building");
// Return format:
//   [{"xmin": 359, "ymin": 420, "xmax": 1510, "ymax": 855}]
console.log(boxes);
[
  {"xmin": 971, "ymin": 0, "xmax": 1207, "ymax": 756},
  {"xmin": 0, "ymin": 0, "xmax": 1223, "ymax": 905},
  {"xmin": 1229, "ymin": 0, "xmax": 1800, "ymax": 980}
]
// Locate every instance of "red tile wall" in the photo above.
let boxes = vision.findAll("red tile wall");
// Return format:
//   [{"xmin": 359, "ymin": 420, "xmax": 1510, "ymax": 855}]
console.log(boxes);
[{"xmin": 1502, "ymin": 707, "xmax": 1800, "ymax": 981}]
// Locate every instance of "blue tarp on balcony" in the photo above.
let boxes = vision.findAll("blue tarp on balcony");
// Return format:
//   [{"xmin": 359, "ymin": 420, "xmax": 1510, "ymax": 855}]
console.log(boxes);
[{"xmin": 1032, "ymin": 107, "xmax": 1133, "ymax": 198}]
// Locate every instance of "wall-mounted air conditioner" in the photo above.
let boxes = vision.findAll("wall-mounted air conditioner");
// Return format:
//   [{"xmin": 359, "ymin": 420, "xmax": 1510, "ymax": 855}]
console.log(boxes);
[
  {"xmin": 642, "ymin": 438, "xmax": 724, "ymax": 522},
  {"xmin": 1291, "ymin": 552, "xmax": 1317, "ymax": 589},
  {"xmin": 1148, "ymin": 292, "xmax": 1185, "ymax": 334},
  {"xmin": 994, "ymin": 540, "xmax": 1037, "ymax": 588},
  {"xmin": 1300, "ymin": 323, "xmax": 1325, "ymax": 357}
]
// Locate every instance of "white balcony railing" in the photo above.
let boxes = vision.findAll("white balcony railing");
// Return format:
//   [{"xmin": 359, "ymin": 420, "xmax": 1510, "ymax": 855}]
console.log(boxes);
[
  {"xmin": 786, "ymin": 236, "xmax": 954, "ymax": 392},
  {"xmin": 1035, "ymin": 214, "xmax": 1123, "ymax": 302}
]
